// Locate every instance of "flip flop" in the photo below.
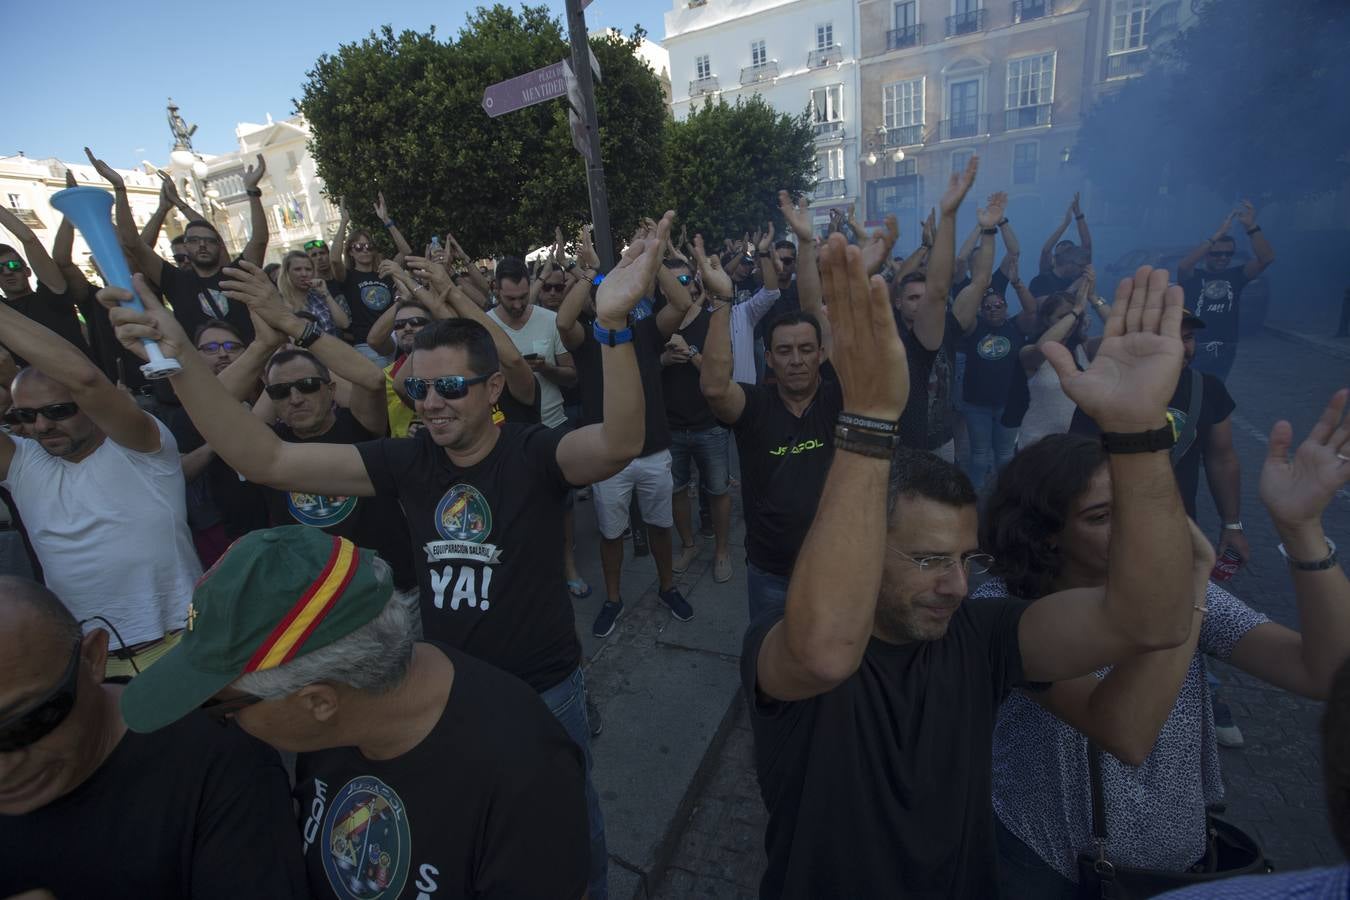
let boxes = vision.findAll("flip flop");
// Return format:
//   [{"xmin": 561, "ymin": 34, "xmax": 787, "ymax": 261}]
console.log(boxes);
[{"xmin": 568, "ymin": 578, "xmax": 592, "ymax": 599}]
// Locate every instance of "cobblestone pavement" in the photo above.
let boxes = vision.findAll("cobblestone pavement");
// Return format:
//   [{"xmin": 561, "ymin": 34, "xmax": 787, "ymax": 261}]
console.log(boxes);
[{"xmin": 652, "ymin": 332, "xmax": 1350, "ymax": 896}]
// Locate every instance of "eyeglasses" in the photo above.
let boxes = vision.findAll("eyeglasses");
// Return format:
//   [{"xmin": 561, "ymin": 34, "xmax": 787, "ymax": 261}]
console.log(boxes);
[
  {"xmin": 540, "ymin": 282, "xmax": 566, "ymax": 293},
  {"xmin": 303, "ymin": 239, "xmax": 327, "ymax": 251},
  {"xmin": 172, "ymin": 253, "xmax": 190, "ymax": 264},
  {"xmin": 676, "ymin": 274, "xmax": 692, "ymax": 286},
  {"xmin": 0, "ymin": 260, "xmax": 25, "ymax": 272},
  {"xmin": 3, "ymin": 402, "xmax": 80, "ymax": 425},
  {"xmin": 887, "ymin": 547, "xmax": 995, "ymax": 576},
  {"xmin": 350, "ymin": 243, "xmax": 373, "ymax": 252},
  {"xmin": 983, "ymin": 300, "xmax": 1007, "ymax": 310},
  {"xmin": 183, "ymin": 235, "xmax": 220, "ymax": 247},
  {"xmin": 197, "ymin": 340, "xmax": 244, "ymax": 354},
  {"xmin": 263, "ymin": 376, "xmax": 331, "ymax": 401},
  {"xmin": 0, "ymin": 638, "xmax": 81, "ymax": 752},
  {"xmin": 199, "ymin": 693, "xmax": 264, "ymax": 724},
  {"xmin": 394, "ymin": 317, "xmax": 429, "ymax": 331},
  {"xmin": 404, "ymin": 373, "xmax": 493, "ymax": 401}
]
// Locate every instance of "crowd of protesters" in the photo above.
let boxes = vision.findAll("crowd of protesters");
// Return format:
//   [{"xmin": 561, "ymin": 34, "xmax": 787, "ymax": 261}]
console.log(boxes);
[{"xmin": 0, "ymin": 141, "xmax": 1346, "ymax": 900}]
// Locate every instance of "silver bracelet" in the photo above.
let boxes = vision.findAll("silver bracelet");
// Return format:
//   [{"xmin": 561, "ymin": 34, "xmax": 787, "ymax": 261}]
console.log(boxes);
[{"xmin": 1278, "ymin": 537, "xmax": 1338, "ymax": 572}]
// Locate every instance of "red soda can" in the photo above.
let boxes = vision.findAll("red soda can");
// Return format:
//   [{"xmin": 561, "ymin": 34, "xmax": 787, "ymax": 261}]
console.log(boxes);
[{"xmin": 1211, "ymin": 547, "xmax": 1243, "ymax": 582}]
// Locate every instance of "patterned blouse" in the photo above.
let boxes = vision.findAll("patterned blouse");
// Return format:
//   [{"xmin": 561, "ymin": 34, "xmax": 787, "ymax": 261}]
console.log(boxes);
[
  {"xmin": 303, "ymin": 288, "xmax": 350, "ymax": 337},
  {"xmin": 978, "ymin": 578, "xmax": 1269, "ymax": 881}
]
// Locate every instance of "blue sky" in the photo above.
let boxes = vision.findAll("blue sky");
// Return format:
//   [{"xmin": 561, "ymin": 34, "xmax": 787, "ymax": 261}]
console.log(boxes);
[{"xmin": 10, "ymin": 0, "xmax": 670, "ymax": 170}]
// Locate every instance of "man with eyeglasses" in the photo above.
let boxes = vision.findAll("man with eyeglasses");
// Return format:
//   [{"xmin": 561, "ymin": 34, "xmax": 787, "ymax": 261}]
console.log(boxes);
[
  {"xmin": 0, "ymin": 577, "xmax": 309, "ymax": 899},
  {"xmin": 487, "ymin": 256, "xmax": 575, "ymax": 429},
  {"xmin": 1177, "ymin": 201, "xmax": 1276, "ymax": 382},
  {"xmin": 0, "ymin": 203, "xmax": 93, "ymax": 367}
]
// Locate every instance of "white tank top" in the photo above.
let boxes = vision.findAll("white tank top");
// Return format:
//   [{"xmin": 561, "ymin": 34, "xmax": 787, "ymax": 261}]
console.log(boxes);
[{"xmin": 1019, "ymin": 345, "xmax": 1088, "ymax": 447}]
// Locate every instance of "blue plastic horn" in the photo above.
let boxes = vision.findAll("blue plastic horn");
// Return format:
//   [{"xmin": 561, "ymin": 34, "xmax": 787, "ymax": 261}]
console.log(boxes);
[{"xmin": 49, "ymin": 187, "xmax": 181, "ymax": 379}]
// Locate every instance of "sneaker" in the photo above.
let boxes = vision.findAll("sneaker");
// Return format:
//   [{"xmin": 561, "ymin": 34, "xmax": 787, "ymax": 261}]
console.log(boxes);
[
  {"xmin": 1215, "ymin": 723, "xmax": 1245, "ymax": 748},
  {"xmin": 659, "ymin": 587, "xmax": 694, "ymax": 622},
  {"xmin": 586, "ymin": 695, "xmax": 603, "ymax": 738},
  {"xmin": 673, "ymin": 543, "xmax": 700, "ymax": 574},
  {"xmin": 592, "ymin": 601, "xmax": 623, "ymax": 637},
  {"xmin": 713, "ymin": 556, "xmax": 732, "ymax": 583}
]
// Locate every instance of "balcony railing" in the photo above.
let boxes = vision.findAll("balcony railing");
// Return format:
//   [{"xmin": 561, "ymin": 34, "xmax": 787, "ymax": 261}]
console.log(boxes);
[
  {"xmin": 1004, "ymin": 103, "xmax": 1052, "ymax": 130},
  {"xmin": 939, "ymin": 114, "xmax": 989, "ymax": 141},
  {"xmin": 808, "ymin": 45, "xmax": 843, "ymax": 68},
  {"xmin": 813, "ymin": 119, "xmax": 845, "ymax": 140},
  {"xmin": 689, "ymin": 75, "xmax": 720, "ymax": 95},
  {"xmin": 813, "ymin": 178, "xmax": 847, "ymax": 199},
  {"xmin": 886, "ymin": 23, "xmax": 924, "ymax": 50},
  {"xmin": 945, "ymin": 9, "xmax": 987, "ymax": 37},
  {"xmin": 1104, "ymin": 48, "xmax": 1148, "ymax": 79},
  {"xmin": 883, "ymin": 123, "xmax": 925, "ymax": 147},
  {"xmin": 740, "ymin": 61, "xmax": 780, "ymax": 85},
  {"xmin": 1012, "ymin": 0, "xmax": 1052, "ymax": 23}
]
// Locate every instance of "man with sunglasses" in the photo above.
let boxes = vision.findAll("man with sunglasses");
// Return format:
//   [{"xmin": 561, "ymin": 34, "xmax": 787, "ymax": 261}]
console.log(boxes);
[
  {"xmin": 170, "ymin": 235, "xmax": 192, "ymax": 269},
  {"xmin": 381, "ymin": 299, "xmax": 435, "ymax": 437},
  {"xmin": 305, "ymin": 237, "xmax": 346, "ymax": 292},
  {"xmin": 0, "ymin": 203, "xmax": 93, "ymax": 368},
  {"xmin": 1177, "ymin": 201, "xmax": 1276, "ymax": 382},
  {"xmin": 0, "ymin": 576, "xmax": 310, "ymax": 899}
]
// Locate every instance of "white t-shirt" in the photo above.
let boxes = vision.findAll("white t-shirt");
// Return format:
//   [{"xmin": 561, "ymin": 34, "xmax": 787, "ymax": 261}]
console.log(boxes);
[
  {"xmin": 2, "ymin": 417, "xmax": 202, "ymax": 646},
  {"xmin": 488, "ymin": 304, "xmax": 570, "ymax": 428}
]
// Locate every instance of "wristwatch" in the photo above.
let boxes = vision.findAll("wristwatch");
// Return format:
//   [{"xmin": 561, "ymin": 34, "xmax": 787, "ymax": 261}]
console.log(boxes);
[
  {"xmin": 1278, "ymin": 538, "xmax": 1338, "ymax": 571},
  {"xmin": 1222, "ymin": 522, "xmax": 1244, "ymax": 532}
]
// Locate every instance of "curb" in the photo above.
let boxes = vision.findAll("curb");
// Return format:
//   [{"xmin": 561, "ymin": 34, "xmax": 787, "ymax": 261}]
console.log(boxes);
[{"xmin": 1262, "ymin": 325, "xmax": 1350, "ymax": 362}]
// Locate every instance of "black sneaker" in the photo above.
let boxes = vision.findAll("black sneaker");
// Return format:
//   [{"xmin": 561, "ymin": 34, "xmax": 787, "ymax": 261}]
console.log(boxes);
[
  {"xmin": 586, "ymin": 695, "xmax": 603, "ymax": 738},
  {"xmin": 659, "ymin": 587, "xmax": 694, "ymax": 622},
  {"xmin": 592, "ymin": 600, "xmax": 623, "ymax": 637}
]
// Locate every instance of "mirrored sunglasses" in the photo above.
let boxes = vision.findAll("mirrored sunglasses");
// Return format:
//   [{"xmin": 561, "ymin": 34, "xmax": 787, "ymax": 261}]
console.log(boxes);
[{"xmin": 403, "ymin": 373, "xmax": 492, "ymax": 401}]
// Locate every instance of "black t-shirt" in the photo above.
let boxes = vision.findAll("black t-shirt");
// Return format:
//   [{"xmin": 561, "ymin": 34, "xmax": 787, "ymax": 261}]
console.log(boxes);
[
  {"xmin": 949, "ymin": 268, "xmax": 1009, "ymax": 303},
  {"xmin": 663, "ymin": 306, "xmax": 716, "ymax": 431},
  {"xmin": 725, "ymin": 378, "xmax": 843, "ymax": 576},
  {"xmin": 962, "ymin": 319, "xmax": 1028, "ymax": 408},
  {"xmin": 742, "ymin": 598, "xmax": 1032, "ymax": 899},
  {"xmin": 1180, "ymin": 265, "xmax": 1251, "ymax": 342},
  {"xmin": 1028, "ymin": 269, "xmax": 1075, "ymax": 298},
  {"xmin": 2, "ymin": 284, "xmax": 92, "ymax": 366},
  {"xmin": 898, "ymin": 323, "xmax": 939, "ymax": 451},
  {"xmin": 167, "ymin": 404, "xmax": 269, "ymax": 539},
  {"xmin": 159, "ymin": 260, "xmax": 256, "ymax": 343},
  {"xmin": 896, "ymin": 309, "xmax": 965, "ymax": 451},
  {"xmin": 492, "ymin": 377, "xmax": 542, "ymax": 427},
  {"xmin": 1070, "ymin": 368, "xmax": 1234, "ymax": 518},
  {"xmin": 356, "ymin": 424, "xmax": 580, "ymax": 692},
  {"xmin": 294, "ymin": 643, "xmax": 588, "ymax": 900},
  {"xmin": 573, "ymin": 315, "xmax": 671, "ymax": 456},
  {"xmin": 0, "ymin": 710, "xmax": 308, "ymax": 899},
  {"xmin": 341, "ymin": 269, "xmax": 397, "ymax": 343},
  {"xmin": 268, "ymin": 409, "xmax": 417, "ymax": 590}
]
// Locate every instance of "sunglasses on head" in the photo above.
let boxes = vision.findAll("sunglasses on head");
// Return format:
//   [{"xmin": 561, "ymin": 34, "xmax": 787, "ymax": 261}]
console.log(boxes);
[
  {"xmin": 350, "ymin": 243, "xmax": 373, "ymax": 252},
  {"xmin": 0, "ymin": 638, "xmax": 81, "ymax": 752},
  {"xmin": 199, "ymin": 692, "xmax": 264, "ymax": 725},
  {"xmin": 0, "ymin": 260, "xmax": 25, "ymax": 272},
  {"xmin": 394, "ymin": 316, "xmax": 430, "ymax": 331},
  {"xmin": 304, "ymin": 239, "xmax": 327, "ymax": 251},
  {"xmin": 4, "ymin": 402, "xmax": 80, "ymax": 425},
  {"xmin": 197, "ymin": 340, "xmax": 244, "ymax": 354},
  {"xmin": 404, "ymin": 373, "xmax": 492, "ymax": 401},
  {"xmin": 263, "ymin": 376, "xmax": 331, "ymax": 401}
]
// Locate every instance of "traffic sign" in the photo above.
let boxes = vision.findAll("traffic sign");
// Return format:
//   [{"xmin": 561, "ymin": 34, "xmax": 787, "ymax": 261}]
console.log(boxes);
[{"xmin": 481, "ymin": 61, "xmax": 568, "ymax": 118}]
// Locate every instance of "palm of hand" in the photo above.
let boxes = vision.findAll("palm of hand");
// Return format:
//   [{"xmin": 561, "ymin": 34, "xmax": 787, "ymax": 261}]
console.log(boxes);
[
  {"xmin": 1260, "ymin": 447, "xmax": 1344, "ymax": 525},
  {"xmin": 595, "ymin": 243, "xmax": 652, "ymax": 322},
  {"xmin": 1061, "ymin": 332, "xmax": 1180, "ymax": 426}
]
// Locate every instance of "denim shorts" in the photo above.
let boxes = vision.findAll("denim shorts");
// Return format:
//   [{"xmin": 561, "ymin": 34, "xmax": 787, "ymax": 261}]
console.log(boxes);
[{"xmin": 669, "ymin": 426, "xmax": 731, "ymax": 495}]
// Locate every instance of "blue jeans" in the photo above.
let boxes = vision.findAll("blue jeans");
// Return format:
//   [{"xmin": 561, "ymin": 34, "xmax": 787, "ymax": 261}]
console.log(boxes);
[
  {"xmin": 540, "ymin": 667, "xmax": 608, "ymax": 900},
  {"xmin": 964, "ymin": 402, "xmax": 1017, "ymax": 491},
  {"xmin": 669, "ymin": 427, "xmax": 731, "ymax": 495},
  {"xmin": 747, "ymin": 561, "xmax": 789, "ymax": 623}
]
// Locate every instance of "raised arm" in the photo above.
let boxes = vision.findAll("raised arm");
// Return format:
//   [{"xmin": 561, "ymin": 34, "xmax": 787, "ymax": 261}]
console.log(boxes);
[
  {"xmin": 1019, "ymin": 295, "xmax": 1085, "ymax": 375},
  {"xmin": 1235, "ymin": 200, "xmax": 1275, "ymax": 280},
  {"xmin": 239, "ymin": 155, "xmax": 270, "ymax": 266},
  {"xmin": 1071, "ymin": 192, "xmax": 1092, "ymax": 261},
  {"xmin": 655, "ymin": 264, "xmax": 694, "ymax": 339},
  {"xmin": 138, "ymin": 177, "xmax": 176, "ymax": 248},
  {"xmin": 997, "ymin": 212, "xmax": 1021, "ymax": 272},
  {"xmin": 217, "ymin": 318, "xmax": 284, "ymax": 402},
  {"xmin": 946, "ymin": 192, "xmax": 1003, "ymax": 345},
  {"xmin": 755, "ymin": 234, "xmax": 909, "ymax": 701},
  {"xmin": 85, "ymin": 147, "xmax": 167, "ymax": 281},
  {"xmin": 1017, "ymin": 266, "xmax": 1194, "ymax": 683},
  {"xmin": 373, "ymin": 193, "xmax": 412, "ymax": 265},
  {"xmin": 691, "ymin": 234, "xmax": 733, "ymax": 301},
  {"xmin": 1178, "ymin": 212, "xmax": 1233, "ymax": 282},
  {"xmin": 448, "ymin": 232, "xmax": 491, "ymax": 299},
  {"xmin": 329, "ymin": 198, "xmax": 349, "ymax": 281},
  {"xmin": 780, "ymin": 191, "xmax": 829, "ymax": 353},
  {"xmin": 698, "ymin": 302, "xmax": 746, "ymax": 424},
  {"xmin": 930, "ymin": 156, "xmax": 979, "ymax": 336},
  {"xmin": 0, "ymin": 206, "xmax": 66, "ymax": 295},
  {"xmin": 1038, "ymin": 198, "xmax": 1074, "ymax": 274},
  {"xmin": 554, "ymin": 275, "xmax": 590, "ymax": 352}
]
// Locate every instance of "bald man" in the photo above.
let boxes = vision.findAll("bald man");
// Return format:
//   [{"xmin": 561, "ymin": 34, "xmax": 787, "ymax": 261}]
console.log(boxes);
[
  {"xmin": 0, "ymin": 577, "xmax": 308, "ymax": 898},
  {"xmin": 0, "ymin": 302, "xmax": 200, "ymax": 677}
]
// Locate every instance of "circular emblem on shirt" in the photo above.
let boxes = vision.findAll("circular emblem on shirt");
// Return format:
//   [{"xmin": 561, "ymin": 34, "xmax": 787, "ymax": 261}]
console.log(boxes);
[
  {"xmin": 976, "ymin": 334, "xmax": 1012, "ymax": 361},
  {"xmin": 287, "ymin": 492, "xmax": 358, "ymax": 527},
  {"xmin": 360, "ymin": 281, "xmax": 393, "ymax": 312},
  {"xmin": 198, "ymin": 288, "xmax": 229, "ymax": 318},
  {"xmin": 434, "ymin": 483, "xmax": 493, "ymax": 542},
  {"xmin": 320, "ymin": 776, "xmax": 411, "ymax": 899},
  {"xmin": 1201, "ymin": 280, "xmax": 1232, "ymax": 301}
]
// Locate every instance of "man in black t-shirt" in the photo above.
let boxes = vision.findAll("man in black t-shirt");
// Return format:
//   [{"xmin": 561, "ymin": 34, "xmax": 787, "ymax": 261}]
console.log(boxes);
[
  {"xmin": 745, "ymin": 243, "xmax": 1200, "ymax": 898},
  {"xmin": 120, "ymin": 526, "xmax": 588, "ymax": 900},
  {"xmin": 0, "ymin": 218, "xmax": 92, "ymax": 367},
  {"xmin": 1176, "ymin": 200, "xmax": 1276, "ymax": 381},
  {"xmin": 1028, "ymin": 243, "xmax": 1088, "ymax": 299},
  {"xmin": 962, "ymin": 290, "xmax": 1033, "ymax": 489},
  {"xmin": 0, "ymin": 578, "xmax": 307, "ymax": 899}
]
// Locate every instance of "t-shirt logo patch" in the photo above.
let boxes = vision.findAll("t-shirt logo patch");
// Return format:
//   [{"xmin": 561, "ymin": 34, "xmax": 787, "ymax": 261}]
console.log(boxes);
[
  {"xmin": 425, "ymin": 483, "xmax": 502, "ymax": 564},
  {"xmin": 199, "ymin": 288, "xmax": 229, "ymax": 318},
  {"xmin": 320, "ymin": 776, "xmax": 411, "ymax": 899},
  {"xmin": 288, "ymin": 492, "xmax": 358, "ymax": 527},
  {"xmin": 976, "ymin": 334, "xmax": 1012, "ymax": 361},
  {"xmin": 361, "ymin": 282, "xmax": 393, "ymax": 312},
  {"xmin": 1200, "ymin": 279, "xmax": 1235, "ymax": 315}
]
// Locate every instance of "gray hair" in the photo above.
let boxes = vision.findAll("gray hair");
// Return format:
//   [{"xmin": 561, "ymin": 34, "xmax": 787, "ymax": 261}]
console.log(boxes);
[{"xmin": 233, "ymin": 560, "xmax": 417, "ymax": 699}]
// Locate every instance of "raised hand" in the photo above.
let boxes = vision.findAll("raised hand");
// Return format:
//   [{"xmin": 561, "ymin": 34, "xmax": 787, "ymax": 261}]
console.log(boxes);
[
  {"xmin": 242, "ymin": 154, "xmax": 267, "ymax": 192},
  {"xmin": 219, "ymin": 261, "xmax": 294, "ymax": 331},
  {"xmin": 860, "ymin": 215, "xmax": 899, "ymax": 276},
  {"xmin": 97, "ymin": 276, "xmax": 192, "ymax": 361},
  {"xmin": 1073, "ymin": 263, "xmax": 1096, "ymax": 300},
  {"xmin": 1235, "ymin": 200, "xmax": 1258, "ymax": 230},
  {"xmin": 446, "ymin": 232, "xmax": 469, "ymax": 262},
  {"xmin": 405, "ymin": 256, "xmax": 454, "ymax": 296},
  {"xmin": 1005, "ymin": 254, "xmax": 1020, "ymax": 284},
  {"xmin": 691, "ymin": 234, "xmax": 732, "ymax": 299},
  {"xmin": 940, "ymin": 155, "xmax": 979, "ymax": 216},
  {"xmin": 1047, "ymin": 265, "xmax": 1184, "ymax": 433},
  {"xmin": 156, "ymin": 171, "xmax": 183, "ymax": 209},
  {"xmin": 977, "ymin": 192, "xmax": 1008, "ymax": 228},
  {"xmin": 578, "ymin": 225, "xmax": 600, "ymax": 269},
  {"xmin": 64, "ymin": 168, "xmax": 78, "ymax": 189},
  {"xmin": 1259, "ymin": 388, "xmax": 1350, "ymax": 531},
  {"xmin": 1071, "ymin": 191, "xmax": 1082, "ymax": 217},
  {"xmin": 779, "ymin": 190, "xmax": 813, "ymax": 240},
  {"xmin": 373, "ymin": 191, "xmax": 389, "ymax": 223},
  {"xmin": 596, "ymin": 211, "xmax": 672, "ymax": 327},
  {"xmin": 819, "ymin": 233, "xmax": 908, "ymax": 421},
  {"xmin": 84, "ymin": 147, "xmax": 124, "ymax": 190},
  {"xmin": 756, "ymin": 222, "xmax": 776, "ymax": 254},
  {"xmin": 921, "ymin": 208, "xmax": 936, "ymax": 247},
  {"xmin": 1211, "ymin": 212, "xmax": 1234, "ymax": 242}
]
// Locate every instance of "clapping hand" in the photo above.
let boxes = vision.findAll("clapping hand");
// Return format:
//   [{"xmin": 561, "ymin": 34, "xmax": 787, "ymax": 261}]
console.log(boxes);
[
  {"xmin": 220, "ymin": 261, "xmax": 296, "ymax": 331},
  {"xmin": 84, "ymin": 147, "xmax": 124, "ymax": 190},
  {"xmin": 1211, "ymin": 212, "xmax": 1234, "ymax": 243},
  {"xmin": 1260, "ymin": 388, "xmax": 1350, "ymax": 535},
  {"xmin": 373, "ymin": 192, "xmax": 390, "ymax": 224},
  {"xmin": 596, "ymin": 211, "xmax": 673, "ymax": 328},
  {"xmin": 940, "ymin": 156, "xmax": 979, "ymax": 216},
  {"xmin": 242, "ymin": 154, "xmax": 267, "ymax": 192},
  {"xmin": 860, "ymin": 215, "xmax": 899, "ymax": 276},
  {"xmin": 779, "ymin": 190, "xmax": 813, "ymax": 241},
  {"xmin": 977, "ymin": 192, "xmax": 1008, "ymax": 229},
  {"xmin": 1235, "ymin": 200, "xmax": 1258, "ymax": 231},
  {"xmin": 691, "ymin": 234, "xmax": 732, "ymax": 299},
  {"xmin": 819, "ymin": 233, "xmax": 908, "ymax": 421}
]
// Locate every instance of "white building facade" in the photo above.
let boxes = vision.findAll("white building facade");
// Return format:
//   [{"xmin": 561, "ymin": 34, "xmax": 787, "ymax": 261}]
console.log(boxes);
[{"xmin": 664, "ymin": 0, "xmax": 863, "ymax": 227}]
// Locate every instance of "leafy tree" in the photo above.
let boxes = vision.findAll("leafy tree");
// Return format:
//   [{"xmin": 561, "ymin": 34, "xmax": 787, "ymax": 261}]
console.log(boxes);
[
  {"xmin": 663, "ymin": 95, "xmax": 816, "ymax": 242},
  {"xmin": 298, "ymin": 7, "xmax": 666, "ymax": 259}
]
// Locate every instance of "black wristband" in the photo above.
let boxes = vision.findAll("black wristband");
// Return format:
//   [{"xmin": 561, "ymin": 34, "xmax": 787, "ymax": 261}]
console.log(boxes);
[
  {"xmin": 834, "ymin": 425, "xmax": 899, "ymax": 458},
  {"xmin": 981, "ymin": 226, "xmax": 997, "ymax": 235},
  {"xmin": 1100, "ymin": 423, "xmax": 1175, "ymax": 454},
  {"xmin": 1074, "ymin": 213, "xmax": 1085, "ymax": 221},
  {"xmin": 1246, "ymin": 225, "xmax": 1261, "ymax": 236},
  {"xmin": 245, "ymin": 188, "xmax": 262, "ymax": 198},
  {"xmin": 294, "ymin": 320, "xmax": 322, "ymax": 349},
  {"xmin": 838, "ymin": 412, "xmax": 900, "ymax": 435},
  {"xmin": 997, "ymin": 217, "xmax": 1008, "ymax": 227}
]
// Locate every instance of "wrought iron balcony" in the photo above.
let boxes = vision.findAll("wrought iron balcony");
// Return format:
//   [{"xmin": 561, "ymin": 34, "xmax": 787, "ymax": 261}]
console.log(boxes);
[
  {"xmin": 808, "ymin": 45, "xmax": 843, "ymax": 68},
  {"xmin": 689, "ymin": 75, "xmax": 720, "ymax": 95},
  {"xmin": 813, "ymin": 119, "xmax": 845, "ymax": 140},
  {"xmin": 945, "ymin": 8, "xmax": 987, "ymax": 37},
  {"xmin": 882, "ymin": 124, "xmax": 924, "ymax": 147},
  {"xmin": 938, "ymin": 114, "xmax": 989, "ymax": 141},
  {"xmin": 886, "ymin": 24, "xmax": 924, "ymax": 50},
  {"xmin": 1004, "ymin": 103, "xmax": 1051, "ymax": 130},
  {"xmin": 1104, "ymin": 48, "xmax": 1148, "ymax": 79},
  {"xmin": 740, "ymin": 61, "xmax": 780, "ymax": 85},
  {"xmin": 813, "ymin": 178, "xmax": 847, "ymax": 199},
  {"xmin": 1012, "ymin": 0, "xmax": 1052, "ymax": 24}
]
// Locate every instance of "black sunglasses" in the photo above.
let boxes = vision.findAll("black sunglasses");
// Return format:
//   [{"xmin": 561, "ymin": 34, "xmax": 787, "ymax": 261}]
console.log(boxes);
[
  {"xmin": 394, "ymin": 316, "xmax": 430, "ymax": 331},
  {"xmin": 199, "ymin": 693, "xmax": 264, "ymax": 724},
  {"xmin": 780, "ymin": 256, "xmax": 797, "ymax": 264},
  {"xmin": 263, "ymin": 376, "xmax": 331, "ymax": 401},
  {"xmin": 1207, "ymin": 251, "xmax": 1233, "ymax": 258},
  {"xmin": 4, "ymin": 402, "xmax": 80, "ymax": 425},
  {"xmin": 197, "ymin": 340, "xmax": 244, "ymax": 354},
  {"xmin": 404, "ymin": 373, "xmax": 492, "ymax": 401},
  {"xmin": 350, "ymin": 243, "xmax": 373, "ymax": 252},
  {"xmin": 304, "ymin": 239, "xmax": 328, "ymax": 251},
  {"xmin": 0, "ymin": 638, "xmax": 81, "ymax": 752},
  {"xmin": 172, "ymin": 253, "xmax": 191, "ymax": 264},
  {"xmin": 1, "ymin": 260, "xmax": 26, "ymax": 272},
  {"xmin": 540, "ymin": 282, "xmax": 566, "ymax": 292}
]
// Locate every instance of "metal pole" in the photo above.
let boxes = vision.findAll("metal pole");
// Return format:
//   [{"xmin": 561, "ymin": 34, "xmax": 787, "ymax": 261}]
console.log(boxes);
[{"xmin": 563, "ymin": 0, "xmax": 615, "ymax": 271}]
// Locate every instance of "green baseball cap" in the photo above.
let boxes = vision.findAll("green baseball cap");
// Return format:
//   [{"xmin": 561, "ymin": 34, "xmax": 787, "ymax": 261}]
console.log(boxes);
[{"xmin": 121, "ymin": 526, "xmax": 393, "ymax": 733}]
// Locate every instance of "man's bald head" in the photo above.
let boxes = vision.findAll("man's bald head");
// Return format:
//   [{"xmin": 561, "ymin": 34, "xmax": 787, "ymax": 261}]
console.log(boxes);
[
  {"xmin": 8, "ymin": 368, "xmax": 101, "ymax": 462},
  {"xmin": 9, "ymin": 367, "xmax": 71, "ymax": 404},
  {"xmin": 0, "ymin": 577, "xmax": 81, "ymax": 656}
]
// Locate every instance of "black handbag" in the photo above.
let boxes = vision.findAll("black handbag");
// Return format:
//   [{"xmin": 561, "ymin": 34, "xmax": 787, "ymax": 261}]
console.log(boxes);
[{"xmin": 1076, "ymin": 745, "xmax": 1273, "ymax": 898}]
